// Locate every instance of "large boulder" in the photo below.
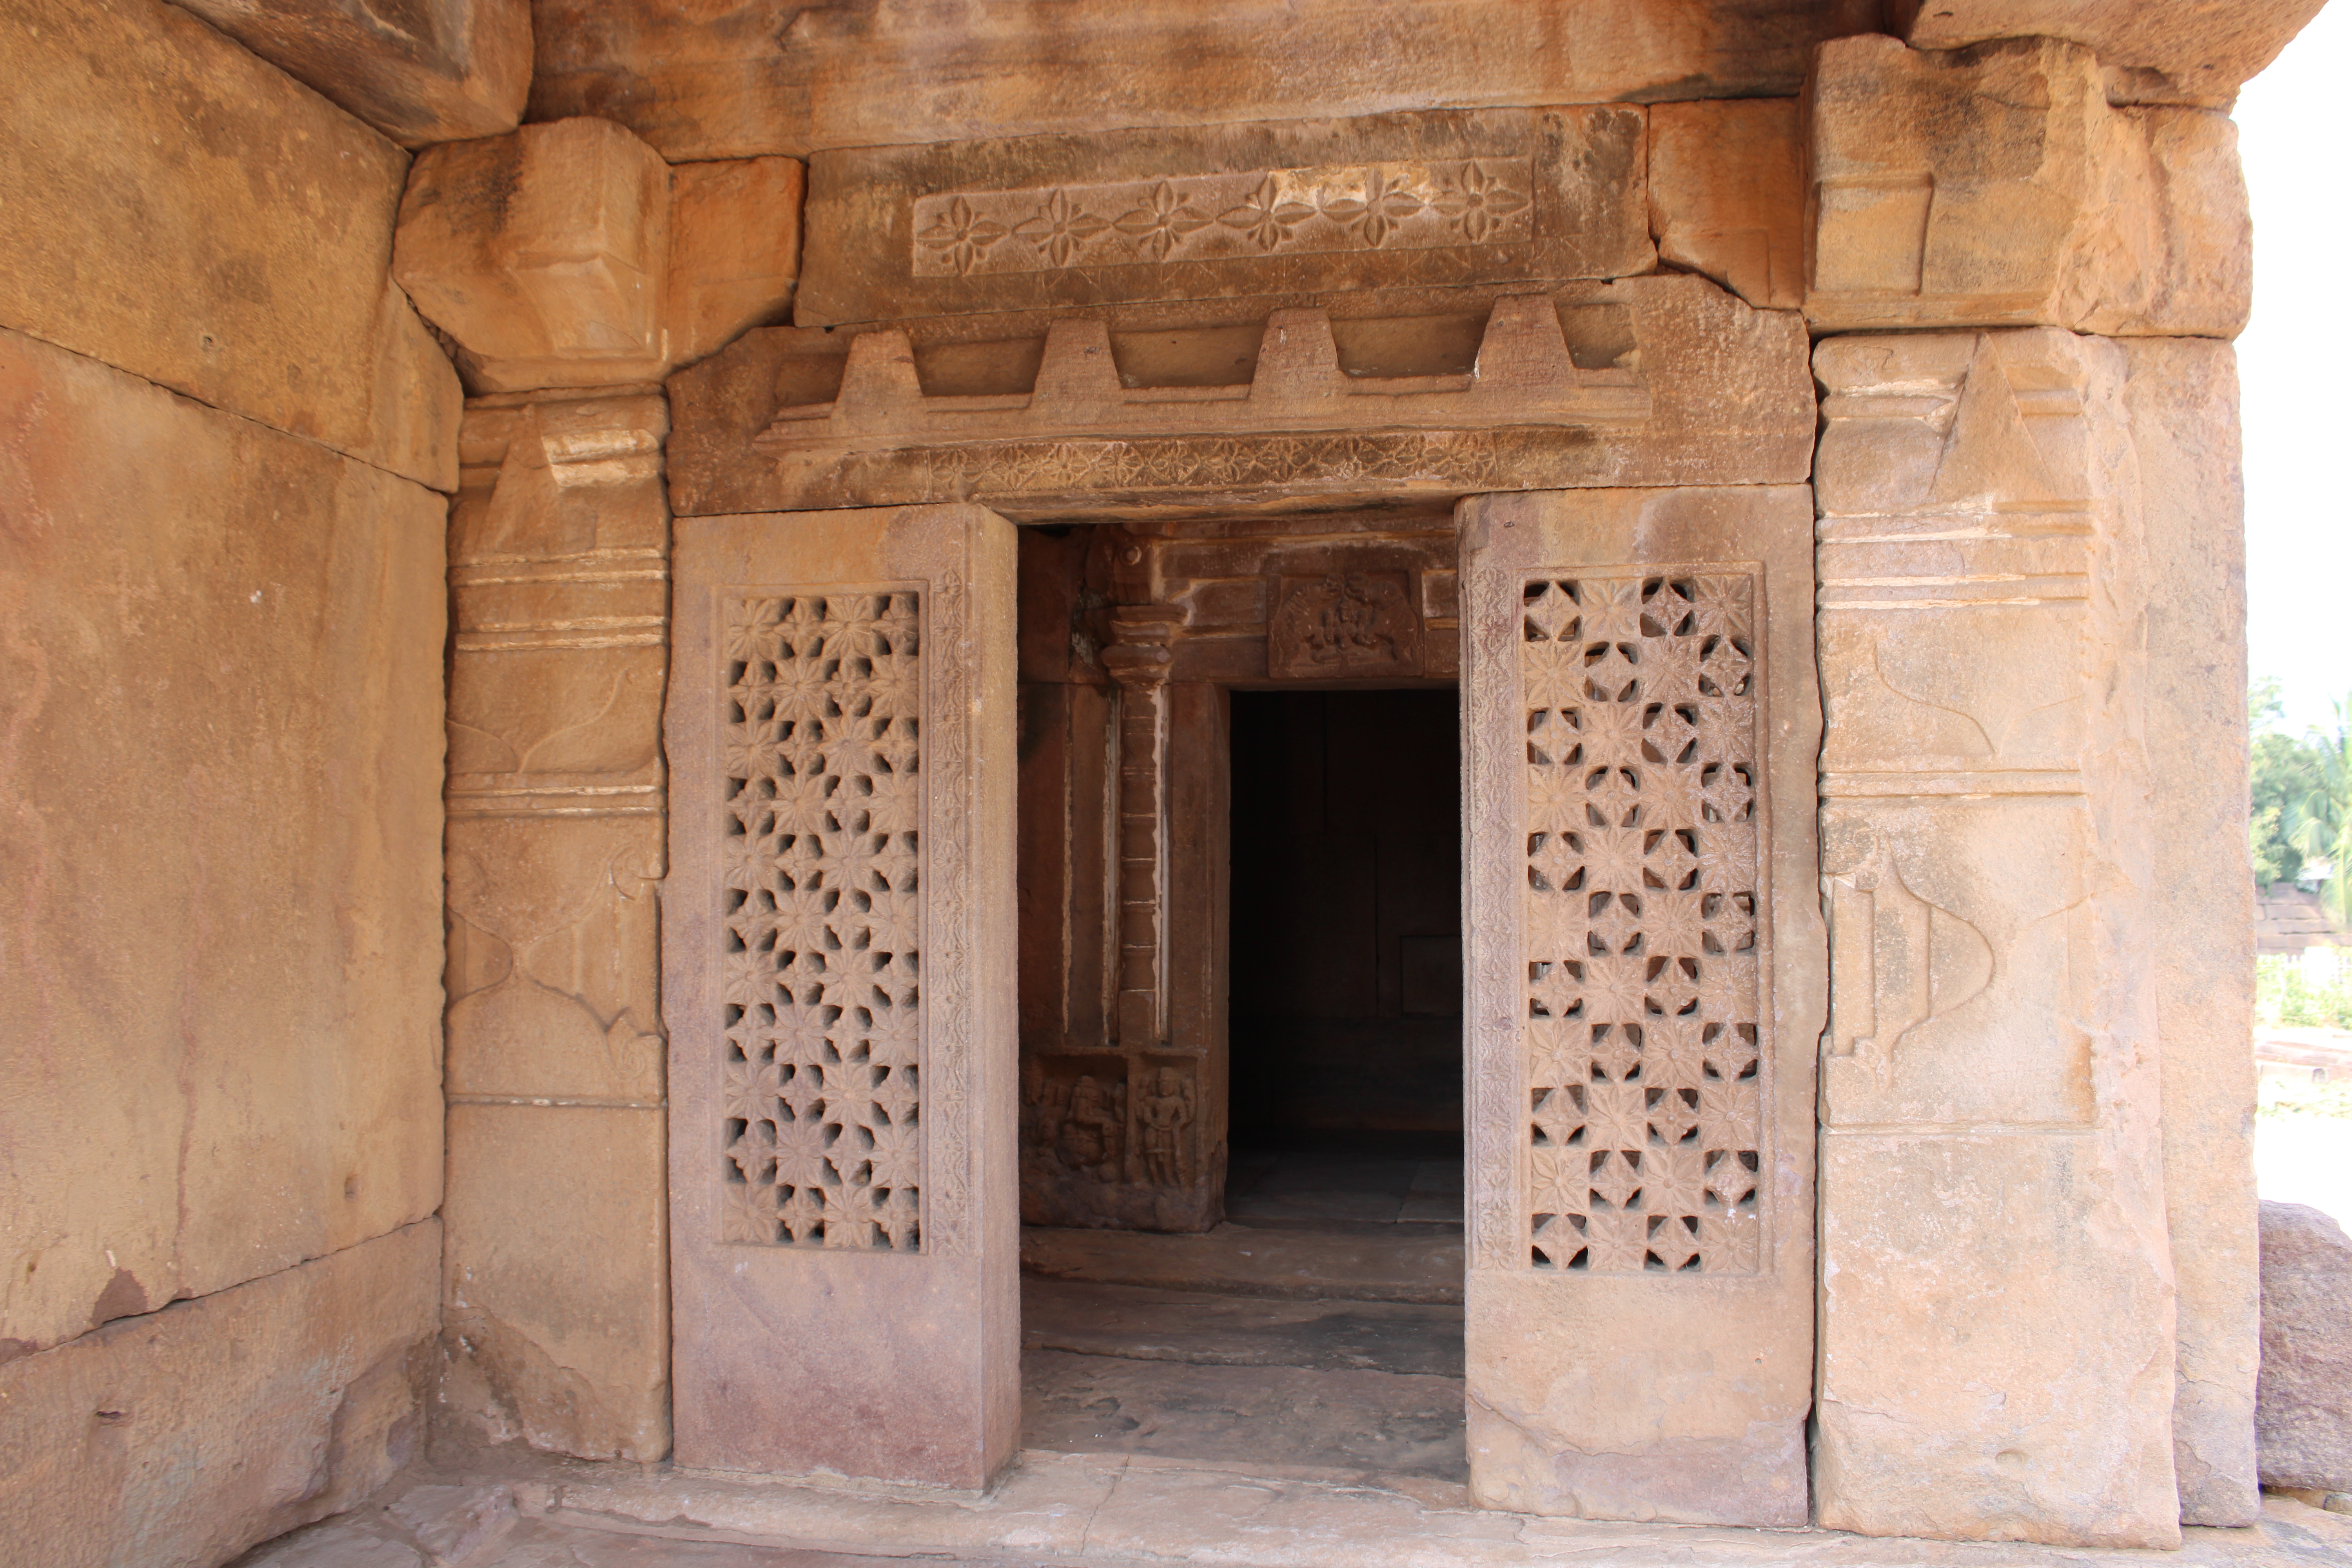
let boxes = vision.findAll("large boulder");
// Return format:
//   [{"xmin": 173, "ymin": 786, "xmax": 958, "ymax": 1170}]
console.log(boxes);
[{"xmin": 2259, "ymin": 1201, "xmax": 2352, "ymax": 1490}]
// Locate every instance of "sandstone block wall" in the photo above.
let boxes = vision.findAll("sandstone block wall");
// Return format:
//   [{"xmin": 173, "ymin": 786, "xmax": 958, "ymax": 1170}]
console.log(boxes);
[{"xmin": 0, "ymin": 0, "xmax": 458, "ymax": 1562}]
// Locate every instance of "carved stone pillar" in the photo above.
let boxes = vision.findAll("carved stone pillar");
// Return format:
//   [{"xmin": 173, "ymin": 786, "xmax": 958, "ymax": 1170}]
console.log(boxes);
[
  {"xmin": 1101, "ymin": 605, "xmax": 1185, "ymax": 1050},
  {"xmin": 1457, "ymin": 485, "xmax": 1822, "ymax": 1526},
  {"xmin": 439, "ymin": 389, "xmax": 672, "ymax": 1461},
  {"xmin": 1812, "ymin": 329, "xmax": 2180, "ymax": 1547}
]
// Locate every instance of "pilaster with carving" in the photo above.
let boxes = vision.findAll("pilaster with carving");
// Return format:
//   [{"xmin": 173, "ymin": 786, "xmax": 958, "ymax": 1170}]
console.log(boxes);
[
  {"xmin": 1811, "ymin": 329, "xmax": 2178, "ymax": 1548},
  {"xmin": 438, "ymin": 389, "xmax": 673, "ymax": 1462}
]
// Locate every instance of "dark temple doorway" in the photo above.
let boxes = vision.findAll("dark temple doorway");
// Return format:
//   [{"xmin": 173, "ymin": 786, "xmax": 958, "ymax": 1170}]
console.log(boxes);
[{"xmin": 1226, "ymin": 686, "xmax": 1465, "ymax": 1197}]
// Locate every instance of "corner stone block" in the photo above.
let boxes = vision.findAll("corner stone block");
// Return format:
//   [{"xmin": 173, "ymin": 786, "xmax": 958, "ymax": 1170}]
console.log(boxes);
[
  {"xmin": 669, "ymin": 157, "xmax": 805, "ymax": 367},
  {"xmin": 0, "ymin": 1222, "xmax": 439, "ymax": 1568},
  {"xmin": 166, "ymin": 0, "xmax": 531, "ymax": 146},
  {"xmin": 443, "ymin": 1106, "xmax": 669, "ymax": 1461},
  {"xmin": 1648, "ymin": 99, "xmax": 1804, "ymax": 310},
  {"xmin": 1887, "ymin": 0, "xmax": 2330, "ymax": 107},
  {"xmin": 1804, "ymin": 36, "xmax": 2249, "ymax": 338},
  {"xmin": 396, "ymin": 120, "xmax": 674, "ymax": 392},
  {"xmin": 1813, "ymin": 328, "xmax": 2181, "ymax": 1547}
]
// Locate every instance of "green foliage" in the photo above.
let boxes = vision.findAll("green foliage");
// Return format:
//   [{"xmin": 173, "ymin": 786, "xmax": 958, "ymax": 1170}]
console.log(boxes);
[
  {"xmin": 2256, "ymin": 953, "xmax": 2352, "ymax": 1029},
  {"xmin": 2249, "ymin": 679, "xmax": 2352, "ymax": 914}
]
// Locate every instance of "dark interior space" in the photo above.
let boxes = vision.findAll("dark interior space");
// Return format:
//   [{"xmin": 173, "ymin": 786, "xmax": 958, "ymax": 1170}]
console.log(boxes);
[{"xmin": 1227, "ymin": 687, "xmax": 1464, "ymax": 1165}]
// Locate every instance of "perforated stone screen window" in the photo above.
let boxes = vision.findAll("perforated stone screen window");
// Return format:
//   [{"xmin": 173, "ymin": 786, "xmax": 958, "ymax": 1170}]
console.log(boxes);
[
  {"xmin": 1516, "ymin": 573, "xmax": 1763, "ymax": 1273},
  {"xmin": 717, "ymin": 590, "xmax": 926, "ymax": 1251}
]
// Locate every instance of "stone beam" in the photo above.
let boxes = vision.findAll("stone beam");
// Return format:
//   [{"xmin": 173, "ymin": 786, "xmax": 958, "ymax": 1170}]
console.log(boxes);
[
  {"xmin": 1885, "ymin": 0, "xmax": 2331, "ymax": 107},
  {"xmin": 666, "ymin": 279, "xmax": 1814, "ymax": 521},
  {"xmin": 167, "ymin": 0, "xmax": 530, "ymax": 145},
  {"xmin": 796, "ymin": 106, "xmax": 1652, "ymax": 328},
  {"xmin": 527, "ymin": 0, "xmax": 1881, "ymax": 163},
  {"xmin": 1804, "ymin": 36, "xmax": 2250, "ymax": 338}
]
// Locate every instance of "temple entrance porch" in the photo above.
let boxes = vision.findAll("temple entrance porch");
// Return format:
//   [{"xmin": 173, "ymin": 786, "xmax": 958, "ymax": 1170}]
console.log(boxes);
[{"xmin": 1018, "ymin": 678, "xmax": 1470, "ymax": 1479}]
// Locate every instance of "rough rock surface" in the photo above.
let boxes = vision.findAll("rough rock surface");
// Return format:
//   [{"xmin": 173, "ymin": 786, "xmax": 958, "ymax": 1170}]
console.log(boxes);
[
  {"xmin": 0, "ymin": 0, "xmax": 459, "ymax": 488},
  {"xmin": 2259, "ymin": 1201, "xmax": 2352, "ymax": 1492}
]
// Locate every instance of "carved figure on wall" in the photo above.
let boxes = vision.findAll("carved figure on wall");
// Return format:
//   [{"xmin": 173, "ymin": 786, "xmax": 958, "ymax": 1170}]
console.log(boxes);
[
  {"xmin": 1136, "ymin": 1067, "xmax": 1196, "ymax": 1187},
  {"xmin": 1056, "ymin": 1073, "xmax": 1126, "ymax": 1179},
  {"xmin": 1269, "ymin": 571, "xmax": 1423, "ymax": 678}
]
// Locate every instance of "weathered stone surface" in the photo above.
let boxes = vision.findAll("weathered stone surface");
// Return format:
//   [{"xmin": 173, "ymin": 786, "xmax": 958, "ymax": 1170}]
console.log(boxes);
[
  {"xmin": 2259, "ymin": 1201, "xmax": 2352, "ymax": 1492},
  {"xmin": 2126, "ymin": 337, "xmax": 2261, "ymax": 1525},
  {"xmin": 441, "ymin": 1104, "xmax": 670, "ymax": 1462},
  {"xmin": 396, "ymin": 128, "xmax": 804, "ymax": 389},
  {"xmin": 1813, "ymin": 328, "xmax": 2178, "ymax": 1547},
  {"xmin": 1805, "ymin": 36, "xmax": 2250, "ymax": 338},
  {"xmin": 0, "ymin": 1223, "xmax": 439, "ymax": 1568},
  {"xmin": 528, "ymin": 0, "xmax": 1878, "ymax": 162},
  {"xmin": 385, "ymin": 1484, "xmax": 519, "ymax": 1564},
  {"xmin": 395, "ymin": 119, "xmax": 674, "ymax": 393},
  {"xmin": 485, "ymin": 1441, "xmax": 2352, "ymax": 1564},
  {"xmin": 166, "ymin": 0, "xmax": 531, "ymax": 145},
  {"xmin": 439, "ymin": 390, "xmax": 673, "ymax": 1461},
  {"xmin": 1456, "ymin": 485, "xmax": 1820, "ymax": 1527},
  {"xmin": 797, "ymin": 108, "xmax": 1651, "ymax": 328},
  {"xmin": 0, "ymin": 0, "xmax": 460, "ymax": 490},
  {"xmin": 668, "ymin": 277, "xmax": 1812, "ymax": 521},
  {"xmin": 1028, "ymin": 1349, "xmax": 1468, "ymax": 1481},
  {"xmin": 669, "ymin": 157, "xmax": 806, "ymax": 367},
  {"xmin": 0, "ymin": 324, "xmax": 445, "ymax": 1358},
  {"xmin": 666, "ymin": 505, "xmax": 1019, "ymax": 1486},
  {"xmin": 1888, "ymin": 0, "xmax": 2331, "ymax": 107},
  {"xmin": 1648, "ymin": 99, "xmax": 1803, "ymax": 310},
  {"xmin": 446, "ymin": 815, "xmax": 666, "ymax": 1105}
]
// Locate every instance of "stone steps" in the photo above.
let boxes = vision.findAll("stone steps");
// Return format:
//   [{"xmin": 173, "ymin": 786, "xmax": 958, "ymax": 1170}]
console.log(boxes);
[{"xmin": 1019, "ymin": 1223, "xmax": 1465, "ymax": 1305}]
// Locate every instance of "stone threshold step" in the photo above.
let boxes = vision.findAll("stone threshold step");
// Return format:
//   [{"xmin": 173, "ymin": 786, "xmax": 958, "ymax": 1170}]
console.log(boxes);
[
  {"xmin": 1020, "ymin": 1223, "xmax": 1464, "ymax": 1305},
  {"xmin": 1023, "ymin": 1278, "xmax": 1465, "ymax": 1374},
  {"xmin": 507, "ymin": 1450, "xmax": 2352, "ymax": 1568}
]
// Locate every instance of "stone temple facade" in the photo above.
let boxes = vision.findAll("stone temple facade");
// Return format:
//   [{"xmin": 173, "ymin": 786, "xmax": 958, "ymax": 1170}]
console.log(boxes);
[{"xmin": 0, "ymin": 0, "xmax": 2332, "ymax": 1563}]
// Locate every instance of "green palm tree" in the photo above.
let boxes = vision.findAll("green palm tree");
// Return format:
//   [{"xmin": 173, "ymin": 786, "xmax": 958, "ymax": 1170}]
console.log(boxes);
[{"xmin": 2288, "ymin": 693, "xmax": 2352, "ymax": 924}]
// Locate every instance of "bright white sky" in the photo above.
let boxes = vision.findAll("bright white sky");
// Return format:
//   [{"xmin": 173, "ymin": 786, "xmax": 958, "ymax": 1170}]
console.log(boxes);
[{"xmin": 2237, "ymin": 3, "xmax": 2352, "ymax": 736}]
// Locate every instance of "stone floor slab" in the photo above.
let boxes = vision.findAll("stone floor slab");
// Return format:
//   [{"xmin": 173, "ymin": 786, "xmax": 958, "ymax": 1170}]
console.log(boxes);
[{"xmin": 241, "ymin": 1459, "xmax": 2352, "ymax": 1568}]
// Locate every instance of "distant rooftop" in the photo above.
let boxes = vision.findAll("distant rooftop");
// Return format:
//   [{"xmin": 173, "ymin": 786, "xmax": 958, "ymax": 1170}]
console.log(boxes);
[{"xmin": 2257, "ymin": 883, "xmax": 2352, "ymax": 954}]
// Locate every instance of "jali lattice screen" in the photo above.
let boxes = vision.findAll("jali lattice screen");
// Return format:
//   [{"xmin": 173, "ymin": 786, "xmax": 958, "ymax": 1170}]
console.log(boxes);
[
  {"xmin": 1519, "ymin": 573, "xmax": 1763, "ymax": 1272},
  {"xmin": 717, "ymin": 591, "xmax": 925, "ymax": 1250}
]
